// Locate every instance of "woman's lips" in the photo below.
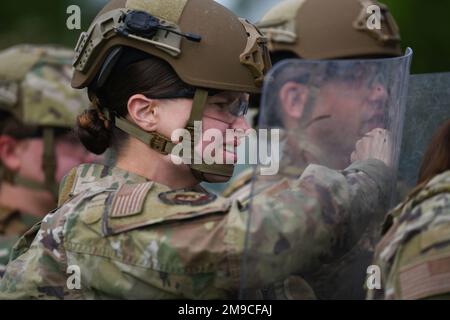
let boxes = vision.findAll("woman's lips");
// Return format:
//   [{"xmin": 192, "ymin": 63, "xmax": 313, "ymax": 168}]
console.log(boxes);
[
  {"xmin": 202, "ymin": 130, "xmax": 244, "ymax": 164},
  {"xmin": 224, "ymin": 133, "xmax": 244, "ymax": 163},
  {"xmin": 224, "ymin": 143, "xmax": 238, "ymax": 163}
]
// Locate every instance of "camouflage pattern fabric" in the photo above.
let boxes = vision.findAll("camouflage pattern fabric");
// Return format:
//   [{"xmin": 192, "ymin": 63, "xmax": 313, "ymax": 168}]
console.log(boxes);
[
  {"xmin": 0, "ymin": 206, "xmax": 40, "ymax": 278},
  {"xmin": 0, "ymin": 44, "xmax": 91, "ymax": 195},
  {"xmin": 0, "ymin": 44, "xmax": 88, "ymax": 276},
  {"xmin": 226, "ymin": 162, "xmax": 389, "ymax": 299},
  {"xmin": 300, "ymin": 161, "xmax": 391, "ymax": 300},
  {"xmin": 368, "ymin": 170, "xmax": 450, "ymax": 300},
  {"xmin": 0, "ymin": 44, "xmax": 89, "ymax": 128},
  {"xmin": 222, "ymin": 167, "xmax": 254, "ymax": 199},
  {"xmin": 241, "ymin": 157, "xmax": 392, "ymax": 299},
  {"xmin": 0, "ymin": 159, "xmax": 390, "ymax": 299},
  {"xmin": 304, "ymin": 224, "xmax": 381, "ymax": 299}
]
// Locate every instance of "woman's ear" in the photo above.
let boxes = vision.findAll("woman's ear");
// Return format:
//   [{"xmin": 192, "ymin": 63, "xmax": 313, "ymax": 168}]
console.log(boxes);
[
  {"xmin": 127, "ymin": 94, "xmax": 159, "ymax": 132},
  {"xmin": 0, "ymin": 135, "xmax": 22, "ymax": 172},
  {"xmin": 279, "ymin": 81, "xmax": 309, "ymax": 119}
]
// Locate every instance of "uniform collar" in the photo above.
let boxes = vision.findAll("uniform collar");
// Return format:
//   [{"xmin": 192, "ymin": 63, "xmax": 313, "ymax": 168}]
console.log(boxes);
[{"xmin": 60, "ymin": 163, "xmax": 149, "ymax": 201}]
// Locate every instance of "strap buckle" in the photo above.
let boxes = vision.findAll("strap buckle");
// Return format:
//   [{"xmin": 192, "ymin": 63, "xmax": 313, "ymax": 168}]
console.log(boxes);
[{"xmin": 149, "ymin": 134, "xmax": 169, "ymax": 155}]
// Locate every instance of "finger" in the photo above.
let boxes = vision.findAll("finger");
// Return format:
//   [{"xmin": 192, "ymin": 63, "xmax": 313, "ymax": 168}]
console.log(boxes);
[{"xmin": 355, "ymin": 138, "xmax": 364, "ymax": 150}]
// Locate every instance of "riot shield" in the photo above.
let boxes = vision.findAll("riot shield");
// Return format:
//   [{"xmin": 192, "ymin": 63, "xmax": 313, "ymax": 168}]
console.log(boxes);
[
  {"xmin": 398, "ymin": 72, "xmax": 450, "ymax": 197},
  {"xmin": 240, "ymin": 49, "xmax": 413, "ymax": 300}
]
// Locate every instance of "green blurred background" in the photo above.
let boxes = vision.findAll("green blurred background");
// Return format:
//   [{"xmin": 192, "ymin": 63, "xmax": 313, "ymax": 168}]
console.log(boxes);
[{"xmin": 0, "ymin": 0, "xmax": 449, "ymax": 74}]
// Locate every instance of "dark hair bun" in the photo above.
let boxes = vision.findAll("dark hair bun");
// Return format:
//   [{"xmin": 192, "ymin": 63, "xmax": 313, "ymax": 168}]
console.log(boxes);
[{"xmin": 76, "ymin": 108, "xmax": 111, "ymax": 155}]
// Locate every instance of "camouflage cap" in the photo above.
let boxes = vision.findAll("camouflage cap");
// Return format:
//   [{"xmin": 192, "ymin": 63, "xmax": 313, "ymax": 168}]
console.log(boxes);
[{"xmin": 0, "ymin": 44, "xmax": 89, "ymax": 129}]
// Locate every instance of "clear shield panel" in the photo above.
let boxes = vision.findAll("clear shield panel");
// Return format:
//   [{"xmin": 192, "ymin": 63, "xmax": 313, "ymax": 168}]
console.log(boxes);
[
  {"xmin": 240, "ymin": 49, "xmax": 413, "ymax": 299},
  {"xmin": 398, "ymin": 72, "xmax": 450, "ymax": 198}
]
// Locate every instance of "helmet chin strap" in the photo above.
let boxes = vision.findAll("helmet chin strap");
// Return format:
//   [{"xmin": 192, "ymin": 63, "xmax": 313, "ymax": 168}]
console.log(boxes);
[
  {"xmin": 0, "ymin": 127, "xmax": 59, "ymax": 199},
  {"xmin": 190, "ymin": 163, "xmax": 235, "ymax": 182},
  {"xmin": 185, "ymin": 89, "xmax": 235, "ymax": 182},
  {"xmin": 111, "ymin": 88, "xmax": 235, "ymax": 183}
]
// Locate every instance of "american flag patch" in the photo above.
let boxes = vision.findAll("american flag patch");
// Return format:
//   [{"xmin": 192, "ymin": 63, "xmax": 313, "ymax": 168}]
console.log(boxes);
[
  {"xmin": 110, "ymin": 182, "xmax": 153, "ymax": 218},
  {"xmin": 400, "ymin": 255, "xmax": 450, "ymax": 299}
]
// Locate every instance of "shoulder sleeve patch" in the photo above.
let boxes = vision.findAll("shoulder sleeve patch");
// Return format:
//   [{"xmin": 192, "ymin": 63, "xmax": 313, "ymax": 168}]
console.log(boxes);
[
  {"xmin": 158, "ymin": 190, "xmax": 217, "ymax": 206},
  {"xmin": 399, "ymin": 253, "xmax": 450, "ymax": 299},
  {"xmin": 110, "ymin": 182, "xmax": 154, "ymax": 218}
]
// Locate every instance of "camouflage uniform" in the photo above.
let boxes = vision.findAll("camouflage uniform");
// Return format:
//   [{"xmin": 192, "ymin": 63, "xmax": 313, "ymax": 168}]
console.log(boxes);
[
  {"xmin": 0, "ymin": 207, "xmax": 40, "ymax": 277},
  {"xmin": 0, "ymin": 45, "xmax": 89, "ymax": 130},
  {"xmin": 227, "ymin": 160, "xmax": 391, "ymax": 300},
  {"xmin": 368, "ymin": 170, "xmax": 450, "ymax": 300},
  {"xmin": 0, "ymin": 44, "xmax": 90, "ymax": 196},
  {"xmin": 0, "ymin": 45, "xmax": 90, "ymax": 277},
  {"xmin": 0, "ymin": 158, "xmax": 390, "ymax": 299}
]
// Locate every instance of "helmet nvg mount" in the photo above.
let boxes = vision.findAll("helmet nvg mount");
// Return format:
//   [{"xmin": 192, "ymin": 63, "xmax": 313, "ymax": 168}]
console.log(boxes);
[
  {"xmin": 72, "ymin": 0, "xmax": 272, "ymax": 182},
  {"xmin": 0, "ymin": 45, "xmax": 89, "ymax": 197}
]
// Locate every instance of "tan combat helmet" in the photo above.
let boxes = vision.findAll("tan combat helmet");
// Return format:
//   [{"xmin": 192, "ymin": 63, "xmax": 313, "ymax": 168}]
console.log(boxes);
[
  {"xmin": 0, "ymin": 45, "xmax": 89, "ymax": 197},
  {"xmin": 72, "ymin": 0, "xmax": 271, "ymax": 181},
  {"xmin": 257, "ymin": 0, "xmax": 402, "ymax": 60}
]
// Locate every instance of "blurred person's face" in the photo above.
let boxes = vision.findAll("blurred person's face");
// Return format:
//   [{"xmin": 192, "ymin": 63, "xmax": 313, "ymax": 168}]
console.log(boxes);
[
  {"xmin": 308, "ymin": 79, "xmax": 388, "ymax": 166},
  {"xmin": 280, "ymin": 75, "xmax": 388, "ymax": 169},
  {"xmin": 4, "ymin": 132, "xmax": 97, "ymax": 184}
]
